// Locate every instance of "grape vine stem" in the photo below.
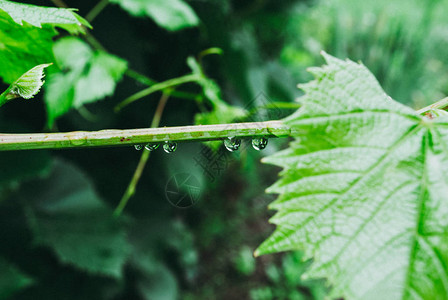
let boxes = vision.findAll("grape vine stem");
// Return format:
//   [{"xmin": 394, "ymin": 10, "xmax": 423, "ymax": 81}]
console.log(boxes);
[
  {"xmin": 416, "ymin": 97, "xmax": 448, "ymax": 115},
  {"xmin": 0, "ymin": 121, "xmax": 292, "ymax": 151},
  {"xmin": 2, "ymin": 98, "xmax": 446, "ymax": 152}
]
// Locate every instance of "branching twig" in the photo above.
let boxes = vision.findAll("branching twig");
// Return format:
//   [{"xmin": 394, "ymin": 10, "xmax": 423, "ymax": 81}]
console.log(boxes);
[
  {"xmin": 114, "ymin": 74, "xmax": 201, "ymax": 111},
  {"xmin": 114, "ymin": 91, "xmax": 171, "ymax": 216}
]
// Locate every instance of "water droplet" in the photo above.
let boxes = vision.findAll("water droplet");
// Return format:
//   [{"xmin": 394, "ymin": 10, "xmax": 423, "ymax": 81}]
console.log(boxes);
[
  {"xmin": 163, "ymin": 141, "xmax": 177, "ymax": 153},
  {"xmin": 224, "ymin": 137, "xmax": 241, "ymax": 152},
  {"xmin": 134, "ymin": 144, "xmax": 143, "ymax": 150},
  {"xmin": 252, "ymin": 137, "xmax": 268, "ymax": 150},
  {"xmin": 145, "ymin": 143, "xmax": 159, "ymax": 151}
]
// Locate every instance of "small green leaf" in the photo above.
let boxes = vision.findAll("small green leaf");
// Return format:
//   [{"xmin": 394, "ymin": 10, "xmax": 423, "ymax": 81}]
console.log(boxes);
[
  {"xmin": 44, "ymin": 37, "xmax": 128, "ymax": 127},
  {"xmin": 0, "ymin": 63, "xmax": 52, "ymax": 105},
  {"xmin": 24, "ymin": 159, "xmax": 130, "ymax": 278},
  {"xmin": 110, "ymin": 0, "xmax": 199, "ymax": 31},
  {"xmin": 0, "ymin": 257, "xmax": 33, "ymax": 299},
  {"xmin": 257, "ymin": 53, "xmax": 448, "ymax": 299}
]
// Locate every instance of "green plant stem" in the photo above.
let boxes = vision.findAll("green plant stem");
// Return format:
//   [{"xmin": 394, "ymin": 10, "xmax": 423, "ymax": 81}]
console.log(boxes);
[
  {"xmin": 124, "ymin": 69, "xmax": 200, "ymax": 101},
  {"xmin": 84, "ymin": 32, "xmax": 108, "ymax": 52},
  {"xmin": 198, "ymin": 47, "xmax": 223, "ymax": 66},
  {"xmin": 114, "ymin": 92, "xmax": 171, "ymax": 217},
  {"xmin": 77, "ymin": 106, "xmax": 99, "ymax": 122},
  {"xmin": 50, "ymin": 0, "xmax": 68, "ymax": 8},
  {"xmin": 125, "ymin": 69, "xmax": 157, "ymax": 86},
  {"xmin": 0, "ymin": 121, "xmax": 291, "ymax": 151},
  {"xmin": 0, "ymin": 88, "xmax": 11, "ymax": 107},
  {"xmin": 3, "ymin": 97, "xmax": 447, "ymax": 151},
  {"xmin": 115, "ymin": 74, "xmax": 201, "ymax": 111},
  {"xmin": 416, "ymin": 97, "xmax": 448, "ymax": 115},
  {"xmin": 85, "ymin": 0, "xmax": 110, "ymax": 23}
]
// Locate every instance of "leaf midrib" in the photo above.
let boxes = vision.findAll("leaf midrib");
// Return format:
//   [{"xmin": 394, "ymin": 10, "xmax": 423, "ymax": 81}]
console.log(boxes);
[
  {"xmin": 402, "ymin": 128, "xmax": 430, "ymax": 300},
  {"xmin": 402, "ymin": 127, "xmax": 448, "ymax": 299}
]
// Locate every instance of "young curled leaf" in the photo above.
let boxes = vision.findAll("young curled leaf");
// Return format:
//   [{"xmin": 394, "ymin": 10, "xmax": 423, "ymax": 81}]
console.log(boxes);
[{"xmin": 0, "ymin": 63, "xmax": 52, "ymax": 107}]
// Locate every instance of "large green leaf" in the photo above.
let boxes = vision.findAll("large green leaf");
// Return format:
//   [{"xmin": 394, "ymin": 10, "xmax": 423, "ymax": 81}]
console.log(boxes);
[
  {"xmin": 0, "ymin": 2, "xmax": 90, "ymax": 84},
  {"xmin": 256, "ymin": 53, "xmax": 448, "ymax": 299},
  {"xmin": 24, "ymin": 159, "xmax": 130, "ymax": 278},
  {"xmin": 45, "ymin": 37, "xmax": 128, "ymax": 127},
  {"xmin": 0, "ymin": 12, "xmax": 55, "ymax": 85},
  {"xmin": 0, "ymin": 0, "xmax": 89, "ymax": 33},
  {"xmin": 110, "ymin": 0, "xmax": 199, "ymax": 31}
]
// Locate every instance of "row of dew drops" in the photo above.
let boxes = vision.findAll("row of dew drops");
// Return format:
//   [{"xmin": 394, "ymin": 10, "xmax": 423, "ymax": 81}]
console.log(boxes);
[{"xmin": 134, "ymin": 137, "xmax": 269, "ymax": 153}]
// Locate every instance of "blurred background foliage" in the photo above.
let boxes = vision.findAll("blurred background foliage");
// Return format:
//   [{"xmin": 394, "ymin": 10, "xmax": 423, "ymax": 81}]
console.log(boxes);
[{"xmin": 1, "ymin": 0, "xmax": 448, "ymax": 299}]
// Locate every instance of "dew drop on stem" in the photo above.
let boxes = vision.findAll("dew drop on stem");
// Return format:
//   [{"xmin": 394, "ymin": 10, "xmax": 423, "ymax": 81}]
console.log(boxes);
[
  {"xmin": 145, "ymin": 143, "xmax": 159, "ymax": 151},
  {"xmin": 252, "ymin": 137, "xmax": 268, "ymax": 150},
  {"xmin": 163, "ymin": 141, "xmax": 177, "ymax": 153},
  {"xmin": 224, "ymin": 137, "xmax": 241, "ymax": 152}
]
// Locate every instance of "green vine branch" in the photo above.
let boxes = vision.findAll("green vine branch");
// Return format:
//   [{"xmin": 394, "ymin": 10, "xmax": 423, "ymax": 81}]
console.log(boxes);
[
  {"xmin": 0, "ymin": 121, "xmax": 291, "ymax": 151},
  {"xmin": 2, "ymin": 97, "xmax": 448, "ymax": 151}
]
